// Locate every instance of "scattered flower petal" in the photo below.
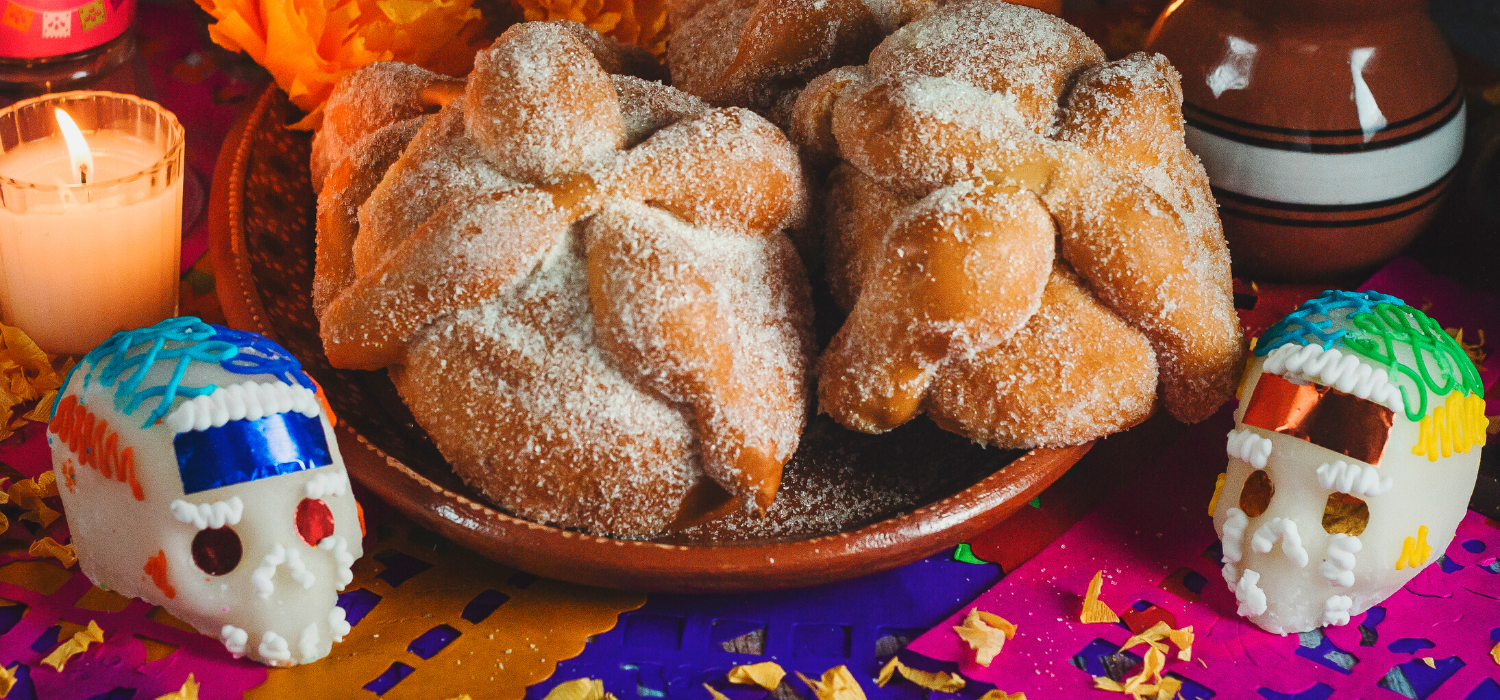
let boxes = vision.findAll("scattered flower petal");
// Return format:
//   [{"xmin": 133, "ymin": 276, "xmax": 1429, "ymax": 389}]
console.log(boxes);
[
  {"xmin": 29, "ymin": 537, "xmax": 76, "ymax": 568},
  {"xmin": 1081, "ymin": 570, "xmax": 1119, "ymax": 624},
  {"xmin": 544, "ymin": 678, "xmax": 609, "ymax": 700},
  {"xmin": 156, "ymin": 673, "xmax": 200, "ymax": 700},
  {"xmin": 1167, "ymin": 626, "xmax": 1194, "ymax": 662},
  {"xmin": 727, "ymin": 661, "xmax": 785, "ymax": 690},
  {"xmin": 796, "ymin": 666, "xmax": 866, "ymax": 700},
  {"xmin": 41, "ymin": 620, "xmax": 104, "ymax": 671},
  {"xmin": 513, "ymin": 0, "xmax": 667, "ymax": 56},
  {"xmin": 953, "ymin": 608, "xmax": 1016, "ymax": 666},
  {"xmin": 193, "ymin": 0, "xmax": 493, "ymax": 124}
]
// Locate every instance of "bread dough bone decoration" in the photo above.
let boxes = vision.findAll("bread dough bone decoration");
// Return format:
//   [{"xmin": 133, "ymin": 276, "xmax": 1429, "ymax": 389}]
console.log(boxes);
[
  {"xmin": 47, "ymin": 318, "xmax": 363, "ymax": 667},
  {"xmin": 1215, "ymin": 291, "xmax": 1487, "ymax": 634}
]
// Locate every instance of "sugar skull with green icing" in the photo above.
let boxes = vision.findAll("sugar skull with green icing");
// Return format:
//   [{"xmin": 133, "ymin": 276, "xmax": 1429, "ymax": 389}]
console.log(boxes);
[
  {"xmin": 1213, "ymin": 290, "xmax": 1487, "ymax": 634},
  {"xmin": 47, "ymin": 318, "xmax": 363, "ymax": 666}
]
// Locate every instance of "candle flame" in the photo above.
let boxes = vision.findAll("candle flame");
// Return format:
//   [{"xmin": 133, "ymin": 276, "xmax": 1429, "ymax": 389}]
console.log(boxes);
[{"xmin": 54, "ymin": 109, "xmax": 94, "ymax": 185}]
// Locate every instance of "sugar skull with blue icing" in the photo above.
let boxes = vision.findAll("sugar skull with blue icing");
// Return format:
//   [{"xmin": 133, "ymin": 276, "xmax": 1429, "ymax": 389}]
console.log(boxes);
[
  {"xmin": 1213, "ymin": 291, "xmax": 1486, "ymax": 634},
  {"xmin": 47, "ymin": 318, "xmax": 362, "ymax": 666}
]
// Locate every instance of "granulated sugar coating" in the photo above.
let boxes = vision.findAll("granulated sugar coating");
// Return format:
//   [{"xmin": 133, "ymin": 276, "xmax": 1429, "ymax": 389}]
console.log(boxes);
[
  {"xmin": 795, "ymin": 0, "xmax": 1243, "ymax": 445},
  {"xmin": 313, "ymin": 22, "xmax": 814, "ymax": 537},
  {"xmin": 666, "ymin": 0, "xmax": 932, "ymax": 116},
  {"xmin": 310, "ymin": 62, "xmax": 463, "ymax": 193}
]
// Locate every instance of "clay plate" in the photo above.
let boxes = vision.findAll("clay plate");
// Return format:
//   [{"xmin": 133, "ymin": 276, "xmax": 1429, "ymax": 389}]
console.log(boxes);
[{"xmin": 207, "ymin": 85, "xmax": 1091, "ymax": 592}]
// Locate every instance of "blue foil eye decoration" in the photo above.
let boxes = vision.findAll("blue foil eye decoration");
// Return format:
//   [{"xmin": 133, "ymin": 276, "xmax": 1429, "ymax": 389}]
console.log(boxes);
[{"xmin": 173, "ymin": 411, "xmax": 332, "ymax": 494}]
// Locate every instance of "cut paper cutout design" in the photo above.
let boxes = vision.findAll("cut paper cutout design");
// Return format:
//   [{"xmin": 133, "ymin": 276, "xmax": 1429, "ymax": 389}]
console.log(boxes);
[
  {"xmin": 903, "ymin": 409, "xmax": 1500, "ymax": 699},
  {"xmin": 39, "ymin": 9, "xmax": 67, "ymax": 37},
  {"xmin": 537, "ymin": 548, "xmax": 1002, "ymax": 700}
]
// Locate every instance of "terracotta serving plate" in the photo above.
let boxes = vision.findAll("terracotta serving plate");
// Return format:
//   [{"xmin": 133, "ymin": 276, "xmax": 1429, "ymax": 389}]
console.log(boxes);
[{"xmin": 207, "ymin": 84, "xmax": 1091, "ymax": 593}]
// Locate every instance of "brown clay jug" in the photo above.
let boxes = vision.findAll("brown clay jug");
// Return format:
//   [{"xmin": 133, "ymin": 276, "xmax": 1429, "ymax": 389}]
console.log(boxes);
[{"xmin": 1146, "ymin": 0, "xmax": 1463, "ymax": 281}]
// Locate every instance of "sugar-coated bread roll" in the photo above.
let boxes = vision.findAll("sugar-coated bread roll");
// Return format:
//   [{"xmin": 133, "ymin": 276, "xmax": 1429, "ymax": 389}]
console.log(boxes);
[
  {"xmin": 312, "ymin": 22, "xmax": 813, "ymax": 536},
  {"xmin": 800, "ymin": 0, "xmax": 1244, "ymax": 444}
]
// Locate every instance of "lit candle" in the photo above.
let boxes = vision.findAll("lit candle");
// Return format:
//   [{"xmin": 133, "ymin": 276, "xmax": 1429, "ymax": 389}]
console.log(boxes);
[{"xmin": 0, "ymin": 92, "xmax": 184, "ymax": 355}]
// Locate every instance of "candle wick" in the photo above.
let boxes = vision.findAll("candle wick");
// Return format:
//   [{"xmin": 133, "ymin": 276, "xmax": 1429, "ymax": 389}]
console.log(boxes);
[{"xmin": 78, "ymin": 164, "xmax": 88, "ymax": 185}]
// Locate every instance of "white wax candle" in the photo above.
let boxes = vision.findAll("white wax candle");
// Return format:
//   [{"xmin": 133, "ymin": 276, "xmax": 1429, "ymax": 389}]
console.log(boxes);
[{"xmin": 0, "ymin": 130, "xmax": 182, "ymax": 355}]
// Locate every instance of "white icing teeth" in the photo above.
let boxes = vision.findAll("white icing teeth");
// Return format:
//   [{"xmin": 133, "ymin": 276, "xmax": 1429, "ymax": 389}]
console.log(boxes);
[
  {"xmin": 1322, "ymin": 595, "xmax": 1354, "ymax": 627},
  {"xmin": 259, "ymin": 631, "xmax": 292, "ymax": 664},
  {"xmin": 253, "ymin": 544, "xmax": 284, "ymax": 599},
  {"xmin": 319, "ymin": 535, "xmax": 356, "ymax": 589},
  {"xmin": 1322, "ymin": 533, "xmax": 1362, "ymax": 587},
  {"xmin": 1226, "ymin": 429, "xmax": 1273, "ymax": 469},
  {"xmin": 330, "ymin": 606, "xmax": 352, "ymax": 643},
  {"xmin": 221, "ymin": 625, "xmax": 248, "ymax": 656},
  {"xmin": 253, "ymin": 543, "xmax": 318, "ymax": 600},
  {"xmin": 169, "ymin": 496, "xmax": 245, "ymax": 530},
  {"xmin": 1250, "ymin": 517, "xmax": 1309, "ymax": 567},
  {"xmin": 1316, "ymin": 460, "xmax": 1392, "ymax": 497},
  {"xmin": 1235, "ymin": 569, "xmax": 1268, "ymax": 616},
  {"xmin": 165, "ymin": 380, "xmax": 323, "ymax": 434},
  {"xmin": 1261, "ymin": 343, "xmax": 1404, "ymax": 414},
  {"xmin": 1221, "ymin": 507, "xmax": 1249, "ymax": 563},
  {"xmin": 305, "ymin": 470, "xmax": 349, "ymax": 499},
  {"xmin": 285, "ymin": 548, "xmax": 316, "ymax": 589},
  {"xmin": 299, "ymin": 622, "xmax": 322, "ymax": 664}
]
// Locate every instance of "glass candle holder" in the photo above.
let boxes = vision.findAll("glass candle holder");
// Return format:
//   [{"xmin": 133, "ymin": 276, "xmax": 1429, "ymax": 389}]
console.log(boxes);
[{"xmin": 0, "ymin": 91, "xmax": 183, "ymax": 355}]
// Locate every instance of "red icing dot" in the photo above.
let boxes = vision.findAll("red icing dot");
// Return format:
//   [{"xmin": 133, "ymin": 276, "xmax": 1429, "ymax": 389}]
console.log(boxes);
[
  {"xmin": 297, "ymin": 498, "xmax": 336, "ymax": 546},
  {"xmin": 192, "ymin": 528, "xmax": 242, "ymax": 576}
]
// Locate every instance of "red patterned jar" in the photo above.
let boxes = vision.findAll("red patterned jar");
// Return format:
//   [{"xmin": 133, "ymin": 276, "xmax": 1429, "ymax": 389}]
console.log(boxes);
[
  {"xmin": 1146, "ymin": 0, "xmax": 1463, "ymax": 280},
  {"xmin": 0, "ymin": 0, "xmax": 138, "ymax": 99}
]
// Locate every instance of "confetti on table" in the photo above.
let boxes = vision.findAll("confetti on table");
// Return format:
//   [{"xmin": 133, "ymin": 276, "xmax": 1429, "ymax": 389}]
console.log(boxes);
[
  {"xmin": 40, "ymin": 619, "xmax": 104, "ymax": 671},
  {"xmin": 727, "ymin": 661, "xmax": 785, "ymax": 690}
]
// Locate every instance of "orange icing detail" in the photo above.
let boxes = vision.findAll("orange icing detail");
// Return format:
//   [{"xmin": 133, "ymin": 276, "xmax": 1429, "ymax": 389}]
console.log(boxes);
[
  {"xmin": 144, "ymin": 550, "xmax": 176, "ymax": 599},
  {"xmin": 50, "ymin": 395, "xmax": 76, "ymax": 438},
  {"xmin": 356, "ymin": 501, "xmax": 366, "ymax": 538},
  {"xmin": 49, "ymin": 397, "xmax": 145, "ymax": 501},
  {"xmin": 122, "ymin": 448, "xmax": 142, "ymax": 501},
  {"xmin": 61, "ymin": 460, "xmax": 76, "ymax": 493}
]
